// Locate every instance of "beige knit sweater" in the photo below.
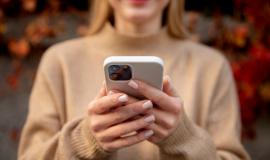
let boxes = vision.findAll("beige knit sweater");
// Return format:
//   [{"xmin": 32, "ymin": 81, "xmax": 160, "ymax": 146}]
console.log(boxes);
[{"xmin": 18, "ymin": 23, "xmax": 250, "ymax": 160}]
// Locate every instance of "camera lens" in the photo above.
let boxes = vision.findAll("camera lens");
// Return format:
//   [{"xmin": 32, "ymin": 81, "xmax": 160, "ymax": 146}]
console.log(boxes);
[
  {"xmin": 108, "ymin": 65, "xmax": 132, "ymax": 81},
  {"xmin": 111, "ymin": 65, "xmax": 120, "ymax": 71}
]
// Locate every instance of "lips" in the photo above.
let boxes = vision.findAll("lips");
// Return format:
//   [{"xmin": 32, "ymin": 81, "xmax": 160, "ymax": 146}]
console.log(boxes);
[{"xmin": 127, "ymin": 0, "xmax": 150, "ymax": 5}]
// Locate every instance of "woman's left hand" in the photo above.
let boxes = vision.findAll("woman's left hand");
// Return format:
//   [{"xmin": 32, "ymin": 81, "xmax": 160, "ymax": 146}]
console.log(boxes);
[{"xmin": 128, "ymin": 76, "xmax": 183, "ymax": 143}]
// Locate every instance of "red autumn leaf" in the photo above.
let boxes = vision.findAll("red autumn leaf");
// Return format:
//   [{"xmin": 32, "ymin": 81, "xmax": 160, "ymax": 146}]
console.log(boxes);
[
  {"xmin": 6, "ymin": 74, "xmax": 19, "ymax": 90},
  {"xmin": 8, "ymin": 38, "xmax": 30, "ymax": 59},
  {"xmin": 22, "ymin": 0, "xmax": 37, "ymax": 13},
  {"xmin": 9, "ymin": 128, "xmax": 20, "ymax": 143}
]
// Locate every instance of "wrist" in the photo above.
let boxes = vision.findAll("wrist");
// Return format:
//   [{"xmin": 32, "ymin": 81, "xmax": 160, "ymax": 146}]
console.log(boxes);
[
  {"xmin": 71, "ymin": 116, "xmax": 112, "ymax": 159},
  {"xmin": 157, "ymin": 108, "xmax": 197, "ymax": 149}
]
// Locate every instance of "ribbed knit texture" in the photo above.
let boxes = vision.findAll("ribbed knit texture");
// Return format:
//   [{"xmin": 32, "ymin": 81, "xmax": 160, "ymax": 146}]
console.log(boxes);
[{"xmin": 18, "ymin": 23, "xmax": 250, "ymax": 160}]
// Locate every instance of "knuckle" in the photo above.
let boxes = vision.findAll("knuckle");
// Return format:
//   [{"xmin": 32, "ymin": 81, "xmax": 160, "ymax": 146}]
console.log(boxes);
[
  {"xmin": 111, "ymin": 93, "xmax": 122, "ymax": 104},
  {"xmin": 160, "ymin": 130, "xmax": 169, "ymax": 138},
  {"xmin": 155, "ymin": 92, "xmax": 166, "ymax": 104},
  {"xmin": 108, "ymin": 127, "xmax": 123, "ymax": 138},
  {"xmin": 170, "ymin": 98, "xmax": 182, "ymax": 114},
  {"xmin": 129, "ymin": 103, "xmax": 141, "ymax": 114},
  {"xmin": 99, "ymin": 135, "xmax": 107, "ymax": 143},
  {"xmin": 111, "ymin": 96, "xmax": 119, "ymax": 104},
  {"xmin": 89, "ymin": 120, "xmax": 101, "ymax": 133},
  {"xmin": 95, "ymin": 134, "xmax": 103, "ymax": 142},
  {"xmin": 87, "ymin": 101, "xmax": 96, "ymax": 114},
  {"xmin": 99, "ymin": 102, "xmax": 108, "ymax": 113},
  {"xmin": 165, "ymin": 118, "xmax": 176, "ymax": 129},
  {"xmin": 98, "ymin": 133, "xmax": 111, "ymax": 142},
  {"xmin": 115, "ymin": 106, "xmax": 136, "ymax": 120},
  {"xmin": 173, "ymin": 105, "xmax": 181, "ymax": 114},
  {"xmin": 113, "ymin": 114, "xmax": 125, "ymax": 122},
  {"xmin": 103, "ymin": 144, "xmax": 114, "ymax": 151},
  {"xmin": 121, "ymin": 107, "xmax": 134, "ymax": 116},
  {"xmin": 114, "ymin": 108, "xmax": 129, "ymax": 120}
]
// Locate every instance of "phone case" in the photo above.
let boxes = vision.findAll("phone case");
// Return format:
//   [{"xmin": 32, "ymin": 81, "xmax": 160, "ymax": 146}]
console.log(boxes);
[{"xmin": 104, "ymin": 56, "xmax": 164, "ymax": 98}]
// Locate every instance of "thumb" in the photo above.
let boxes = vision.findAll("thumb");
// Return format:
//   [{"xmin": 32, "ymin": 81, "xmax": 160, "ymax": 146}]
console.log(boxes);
[
  {"xmin": 95, "ymin": 81, "xmax": 107, "ymax": 99},
  {"xmin": 163, "ymin": 75, "xmax": 178, "ymax": 97}
]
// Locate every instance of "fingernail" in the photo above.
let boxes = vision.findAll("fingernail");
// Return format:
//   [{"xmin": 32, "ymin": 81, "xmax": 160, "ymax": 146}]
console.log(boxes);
[
  {"xmin": 142, "ymin": 100, "xmax": 153, "ymax": 109},
  {"xmin": 108, "ymin": 91, "xmax": 114, "ymax": 95},
  {"xmin": 144, "ymin": 130, "xmax": 154, "ymax": 138},
  {"xmin": 144, "ymin": 115, "xmax": 155, "ymax": 123},
  {"xmin": 128, "ymin": 80, "xmax": 138, "ymax": 89},
  {"xmin": 118, "ymin": 94, "xmax": 128, "ymax": 102}
]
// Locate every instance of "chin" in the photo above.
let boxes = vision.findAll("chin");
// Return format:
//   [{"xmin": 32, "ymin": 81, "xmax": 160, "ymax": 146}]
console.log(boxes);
[
  {"xmin": 109, "ymin": 0, "xmax": 169, "ymax": 24},
  {"xmin": 123, "ymin": 8, "xmax": 156, "ymax": 24}
]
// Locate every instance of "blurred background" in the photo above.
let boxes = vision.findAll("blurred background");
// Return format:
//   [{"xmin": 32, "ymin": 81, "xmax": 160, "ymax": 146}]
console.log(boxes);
[{"xmin": 0, "ymin": 0, "xmax": 269, "ymax": 159}]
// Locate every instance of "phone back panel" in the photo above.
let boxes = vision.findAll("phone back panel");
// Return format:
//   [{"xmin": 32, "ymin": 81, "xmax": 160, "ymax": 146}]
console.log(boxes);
[{"xmin": 104, "ymin": 56, "xmax": 163, "ymax": 99}]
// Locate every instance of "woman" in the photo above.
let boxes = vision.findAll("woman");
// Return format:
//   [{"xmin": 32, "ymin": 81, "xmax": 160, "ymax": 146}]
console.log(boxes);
[{"xmin": 18, "ymin": 0, "xmax": 250, "ymax": 159}]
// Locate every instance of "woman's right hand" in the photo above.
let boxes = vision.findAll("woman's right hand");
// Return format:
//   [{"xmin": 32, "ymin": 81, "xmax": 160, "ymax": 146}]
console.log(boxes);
[{"xmin": 87, "ymin": 84, "xmax": 155, "ymax": 152}]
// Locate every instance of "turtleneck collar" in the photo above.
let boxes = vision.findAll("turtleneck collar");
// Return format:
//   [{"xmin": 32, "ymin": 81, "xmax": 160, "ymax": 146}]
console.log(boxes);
[{"xmin": 95, "ymin": 22, "xmax": 175, "ymax": 52}]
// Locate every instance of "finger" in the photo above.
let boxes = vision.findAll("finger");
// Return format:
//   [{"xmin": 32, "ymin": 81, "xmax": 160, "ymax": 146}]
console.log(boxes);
[
  {"xmin": 95, "ymin": 81, "xmax": 107, "ymax": 100},
  {"xmin": 128, "ymin": 79, "xmax": 174, "ymax": 111},
  {"xmin": 149, "ymin": 108, "xmax": 176, "ymax": 129},
  {"xmin": 146, "ymin": 123, "xmax": 168, "ymax": 141},
  {"xmin": 88, "ymin": 93, "xmax": 129, "ymax": 114},
  {"xmin": 99, "ymin": 114, "xmax": 155, "ymax": 142},
  {"xmin": 163, "ymin": 75, "xmax": 179, "ymax": 97},
  {"xmin": 147, "ymin": 133, "xmax": 162, "ymax": 143},
  {"xmin": 103, "ymin": 129, "xmax": 154, "ymax": 151},
  {"xmin": 128, "ymin": 115, "xmax": 144, "ymax": 121},
  {"xmin": 91, "ymin": 100, "xmax": 154, "ymax": 131},
  {"xmin": 108, "ymin": 90, "xmax": 139, "ymax": 105}
]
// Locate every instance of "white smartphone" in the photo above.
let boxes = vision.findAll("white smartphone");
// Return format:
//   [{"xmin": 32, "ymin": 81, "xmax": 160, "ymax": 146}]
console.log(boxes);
[{"xmin": 104, "ymin": 56, "xmax": 164, "ymax": 99}]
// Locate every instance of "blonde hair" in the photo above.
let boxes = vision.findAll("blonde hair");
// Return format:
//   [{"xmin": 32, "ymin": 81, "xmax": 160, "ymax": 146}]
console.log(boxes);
[{"xmin": 89, "ymin": 0, "xmax": 187, "ymax": 39}]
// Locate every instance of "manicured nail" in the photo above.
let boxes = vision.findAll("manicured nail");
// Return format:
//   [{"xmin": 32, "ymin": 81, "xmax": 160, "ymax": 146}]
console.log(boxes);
[
  {"xmin": 144, "ymin": 130, "xmax": 154, "ymax": 138},
  {"xmin": 142, "ymin": 100, "xmax": 153, "ymax": 109},
  {"xmin": 128, "ymin": 80, "xmax": 138, "ymax": 89},
  {"xmin": 144, "ymin": 115, "xmax": 155, "ymax": 123},
  {"xmin": 108, "ymin": 91, "xmax": 114, "ymax": 95},
  {"xmin": 118, "ymin": 94, "xmax": 128, "ymax": 102}
]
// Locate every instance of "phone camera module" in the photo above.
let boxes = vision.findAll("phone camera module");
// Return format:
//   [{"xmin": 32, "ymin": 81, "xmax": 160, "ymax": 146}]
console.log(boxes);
[{"xmin": 108, "ymin": 65, "xmax": 132, "ymax": 81}]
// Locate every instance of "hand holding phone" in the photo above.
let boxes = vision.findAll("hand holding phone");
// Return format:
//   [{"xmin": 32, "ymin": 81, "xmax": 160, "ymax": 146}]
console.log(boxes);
[
  {"xmin": 104, "ymin": 56, "xmax": 164, "ymax": 98},
  {"xmin": 87, "ymin": 84, "xmax": 155, "ymax": 152}
]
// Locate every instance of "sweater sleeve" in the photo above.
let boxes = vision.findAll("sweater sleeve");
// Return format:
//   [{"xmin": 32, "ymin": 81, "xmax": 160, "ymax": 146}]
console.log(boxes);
[
  {"xmin": 18, "ymin": 49, "xmax": 110, "ymax": 160},
  {"xmin": 157, "ymin": 59, "xmax": 250, "ymax": 160}
]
